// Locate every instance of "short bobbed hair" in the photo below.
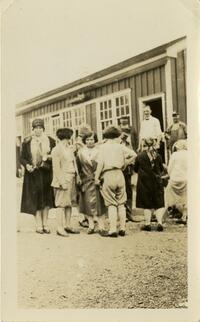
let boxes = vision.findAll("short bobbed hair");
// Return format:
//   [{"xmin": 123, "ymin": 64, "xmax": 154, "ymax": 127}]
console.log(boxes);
[
  {"xmin": 103, "ymin": 126, "xmax": 122, "ymax": 139},
  {"xmin": 82, "ymin": 131, "xmax": 98, "ymax": 144},
  {"xmin": 56, "ymin": 128, "xmax": 73, "ymax": 140}
]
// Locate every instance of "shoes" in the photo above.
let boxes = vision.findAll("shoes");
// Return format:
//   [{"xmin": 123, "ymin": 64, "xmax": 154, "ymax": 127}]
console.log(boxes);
[
  {"xmin": 43, "ymin": 226, "xmax": 50, "ymax": 234},
  {"xmin": 108, "ymin": 232, "xmax": 118, "ymax": 237},
  {"xmin": 79, "ymin": 219, "xmax": 89, "ymax": 228},
  {"xmin": 141, "ymin": 224, "xmax": 151, "ymax": 231},
  {"xmin": 57, "ymin": 231, "xmax": 69, "ymax": 237},
  {"xmin": 87, "ymin": 228, "xmax": 95, "ymax": 234},
  {"xmin": 64, "ymin": 227, "xmax": 80, "ymax": 234},
  {"xmin": 157, "ymin": 224, "xmax": 164, "ymax": 231},
  {"xmin": 119, "ymin": 230, "xmax": 126, "ymax": 236},
  {"xmin": 176, "ymin": 219, "xmax": 187, "ymax": 225},
  {"xmin": 36, "ymin": 228, "xmax": 44, "ymax": 234},
  {"xmin": 101, "ymin": 231, "xmax": 118, "ymax": 238},
  {"xmin": 98, "ymin": 230, "xmax": 109, "ymax": 236}
]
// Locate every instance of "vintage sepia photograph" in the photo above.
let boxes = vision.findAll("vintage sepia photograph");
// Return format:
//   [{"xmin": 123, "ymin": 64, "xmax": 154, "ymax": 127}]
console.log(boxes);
[{"xmin": 1, "ymin": 0, "xmax": 200, "ymax": 321}]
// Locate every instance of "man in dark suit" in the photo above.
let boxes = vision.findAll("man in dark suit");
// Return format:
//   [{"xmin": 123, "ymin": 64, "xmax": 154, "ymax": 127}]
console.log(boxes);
[{"xmin": 119, "ymin": 116, "xmax": 137, "ymax": 222}]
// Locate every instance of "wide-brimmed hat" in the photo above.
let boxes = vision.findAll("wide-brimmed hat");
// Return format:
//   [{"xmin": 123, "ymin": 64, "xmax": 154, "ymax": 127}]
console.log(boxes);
[
  {"xmin": 172, "ymin": 111, "xmax": 179, "ymax": 117},
  {"xmin": 32, "ymin": 118, "xmax": 45, "ymax": 129}
]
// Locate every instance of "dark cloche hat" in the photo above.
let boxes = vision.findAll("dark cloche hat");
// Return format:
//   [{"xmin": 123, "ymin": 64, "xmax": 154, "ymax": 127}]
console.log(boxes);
[{"xmin": 32, "ymin": 118, "xmax": 45, "ymax": 129}]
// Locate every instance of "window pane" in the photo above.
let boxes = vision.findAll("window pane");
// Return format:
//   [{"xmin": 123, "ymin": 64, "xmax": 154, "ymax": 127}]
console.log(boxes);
[
  {"xmin": 120, "ymin": 96, "xmax": 124, "ymax": 105},
  {"xmin": 125, "ymin": 95, "xmax": 129, "ymax": 104},
  {"xmin": 126, "ymin": 105, "xmax": 129, "ymax": 114},
  {"xmin": 116, "ymin": 98, "xmax": 119, "ymax": 106}
]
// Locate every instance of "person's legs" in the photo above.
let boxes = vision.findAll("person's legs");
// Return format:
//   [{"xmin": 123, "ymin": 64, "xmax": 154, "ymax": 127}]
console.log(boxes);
[
  {"xmin": 87, "ymin": 215, "xmax": 95, "ymax": 234},
  {"xmin": 176, "ymin": 205, "xmax": 187, "ymax": 224},
  {"xmin": 97, "ymin": 215, "xmax": 106, "ymax": 232},
  {"xmin": 35, "ymin": 210, "xmax": 43, "ymax": 233},
  {"xmin": 155, "ymin": 207, "xmax": 165, "ymax": 225},
  {"xmin": 64, "ymin": 206, "xmax": 80, "ymax": 234},
  {"xmin": 144, "ymin": 209, "xmax": 152, "ymax": 225},
  {"xmin": 64, "ymin": 206, "xmax": 72, "ymax": 229},
  {"xmin": 155, "ymin": 207, "xmax": 165, "ymax": 231},
  {"xmin": 42, "ymin": 206, "xmax": 50, "ymax": 233},
  {"xmin": 56, "ymin": 207, "xmax": 68, "ymax": 236},
  {"xmin": 141, "ymin": 209, "xmax": 152, "ymax": 231},
  {"xmin": 118, "ymin": 204, "xmax": 126, "ymax": 234},
  {"xmin": 124, "ymin": 173, "xmax": 133, "ymax": 221},
  {"xmin": 108, "ymin": 205, "xmax": 118, "ymax": 235}
]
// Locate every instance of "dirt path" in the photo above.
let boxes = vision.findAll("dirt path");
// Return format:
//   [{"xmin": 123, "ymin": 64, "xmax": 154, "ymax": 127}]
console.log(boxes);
[{"xmin": 18, "ymin": 214, "xmax": 187, "ymax": 309}]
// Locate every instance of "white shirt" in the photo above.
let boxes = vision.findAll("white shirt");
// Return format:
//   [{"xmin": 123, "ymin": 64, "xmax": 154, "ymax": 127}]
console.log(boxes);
[
  {"xmin": 139, "ymin": 116, "xmax": 162, "ymax": 141},
  {"xmin": 97, "ymin": 140, "xmax": 137, "ymax": 172}
]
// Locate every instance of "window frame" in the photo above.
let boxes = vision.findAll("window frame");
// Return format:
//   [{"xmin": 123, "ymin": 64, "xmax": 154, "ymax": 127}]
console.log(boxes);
[
  {"xmin": 96, "ymin": 89, "xmax": 132, "ymax": 140},
  {"xmin": 30, "ymin": 104, "xmax": 86, "ymax": 139}
]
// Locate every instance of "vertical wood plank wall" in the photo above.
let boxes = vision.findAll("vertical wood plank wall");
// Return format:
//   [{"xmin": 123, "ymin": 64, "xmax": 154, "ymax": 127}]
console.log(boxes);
[
  {"xmin": 22, "ymin": 56, "xmax": 186, "ymax": 138},
  {"xmin": 170, "ymin": 50, "xmax": 187, "ymax": 122}
]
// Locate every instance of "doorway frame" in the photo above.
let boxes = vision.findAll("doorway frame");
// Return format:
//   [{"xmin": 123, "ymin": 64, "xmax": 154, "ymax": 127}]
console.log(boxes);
[
  {"xmin": 138, "ymin": 92, "xmax": 168, "ymax": 163},
  {"xmin": 138, "ymin": 92, "xmax": 166, "ymax": 129}
]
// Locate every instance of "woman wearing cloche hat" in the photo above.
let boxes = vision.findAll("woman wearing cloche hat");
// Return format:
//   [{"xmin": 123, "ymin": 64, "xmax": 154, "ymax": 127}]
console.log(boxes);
[{"xmin": 20, "ymin": 118, "xmax": 56, "ymax": 234}]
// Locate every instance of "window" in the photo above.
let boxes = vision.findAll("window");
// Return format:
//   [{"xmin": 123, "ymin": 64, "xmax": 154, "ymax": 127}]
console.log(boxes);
[
  {"xmin": 43, "ymin": 116, "xmax": 51, "ymax": 136},
  {"xmin": 52, "ymin": 114, "xmax": 62, "ymax": 136},
  {"xmin": 63, "ymin": 110, "xmax": 73, "ymax": 128},
  {"xmin": 30, "ymin": 105, "xmax": 86, "ymax": 140},
  {"xmin": 97, "ymin": 89, "xmax": 132, "ymax": 139}
]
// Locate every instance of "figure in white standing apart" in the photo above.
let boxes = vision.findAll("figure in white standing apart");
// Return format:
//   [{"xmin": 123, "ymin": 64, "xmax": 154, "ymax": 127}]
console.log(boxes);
[
  {"xmin": 138, "ymin": 105, "xmax": 163, "ymax": 152},
  {"xmin": 166, "ymin": 139, "xmax": 187, "ymax": 224}
]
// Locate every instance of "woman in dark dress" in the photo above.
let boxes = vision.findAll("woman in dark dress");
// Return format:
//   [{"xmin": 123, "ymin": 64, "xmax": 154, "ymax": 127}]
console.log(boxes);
[
  {"xmin": 134, "ymin": 137, "xmax": 166, "ymax": 231},
  {"xmin": 20, "ymin": 118, "xmax": 55, "ymax": 234}
]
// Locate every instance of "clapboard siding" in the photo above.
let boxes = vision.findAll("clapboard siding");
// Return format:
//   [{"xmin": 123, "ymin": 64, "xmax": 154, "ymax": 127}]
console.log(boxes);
[
  {"xmin": 22, "ymin": 58, "xmax": 184, "ymax": 139},
  {"xmin": 154, "ymin": 68, "xmax": 161, "ymax": 92},
  {"xmin": 177, "ymin": 51, "xmax": 187, "ymax": 122},
  {"xmin": 23, "ymin": 65, "xmax": 166, "ymax": 138},
  {"xmin": 170, "ymin": 57, "xmax": 178, "ymax": 113}
]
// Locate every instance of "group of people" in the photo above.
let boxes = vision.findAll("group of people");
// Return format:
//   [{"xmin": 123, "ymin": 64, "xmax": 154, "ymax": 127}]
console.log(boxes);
[{"xmin": 19, "ymin": 106, "xmax": 187, "ymax": 237}]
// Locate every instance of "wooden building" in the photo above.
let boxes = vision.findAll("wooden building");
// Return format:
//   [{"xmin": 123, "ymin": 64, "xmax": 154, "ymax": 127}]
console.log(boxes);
[{"xmin": 16, "ymin": 37, "xmax": 186, "ymax": 152}]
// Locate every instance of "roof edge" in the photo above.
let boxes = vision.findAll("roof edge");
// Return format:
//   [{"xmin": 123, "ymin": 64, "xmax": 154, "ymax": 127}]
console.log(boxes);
[{"xmin": 16, "ymin": 36, "xmax": 186, "ymax": 108}]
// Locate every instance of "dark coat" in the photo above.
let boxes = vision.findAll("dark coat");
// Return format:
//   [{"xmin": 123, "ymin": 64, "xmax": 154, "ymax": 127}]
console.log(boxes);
[
  {"xmin": 20, "ymin": 136, "xmax": 56, "ymax": 215},
  {"xmin": 134, "ymin": 151, "xmax": 165, "ymax": 209}
]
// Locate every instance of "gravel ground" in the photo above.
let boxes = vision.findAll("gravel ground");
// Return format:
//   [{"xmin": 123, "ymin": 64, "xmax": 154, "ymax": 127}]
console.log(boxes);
[
  {"xmin": 17, "ymin": 179, "xmax": 187, "ymax": 309},
  {"xmin": 18, "ymin": 213, "xmax": 187, "ymax": 309}
]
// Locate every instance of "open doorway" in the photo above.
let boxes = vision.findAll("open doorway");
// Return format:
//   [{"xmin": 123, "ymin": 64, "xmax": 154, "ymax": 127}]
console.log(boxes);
[{"xmin": 138, "ymin": 93, "xmax": 167, "ymax": 163}]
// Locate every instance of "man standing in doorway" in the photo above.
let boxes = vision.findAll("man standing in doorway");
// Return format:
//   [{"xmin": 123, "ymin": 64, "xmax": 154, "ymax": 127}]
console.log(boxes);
[
  {"xmin": 138, "ymin": 105, "xmax": 163, "ymax": 152},
  {"xmin": 165, "ymin": 111, "xmax": 187, "ymax": 152}
]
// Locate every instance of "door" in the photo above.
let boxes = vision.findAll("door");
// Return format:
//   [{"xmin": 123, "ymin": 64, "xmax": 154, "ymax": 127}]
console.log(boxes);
[{"xmin": 138, "ymin": 93, "xmax": 167, "ymax": 162}]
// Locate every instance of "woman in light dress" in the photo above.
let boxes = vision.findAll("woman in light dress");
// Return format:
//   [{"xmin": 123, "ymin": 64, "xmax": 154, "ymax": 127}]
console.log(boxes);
[{"xmin": 166, "ymin": 139, "xmax": 187, "ymax": 224}]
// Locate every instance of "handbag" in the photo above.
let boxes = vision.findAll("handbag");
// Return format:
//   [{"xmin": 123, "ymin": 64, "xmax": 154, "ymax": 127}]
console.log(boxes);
[{"xmin": 40, "ymin": 160, "xmax": 51, "ymax": 171}]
